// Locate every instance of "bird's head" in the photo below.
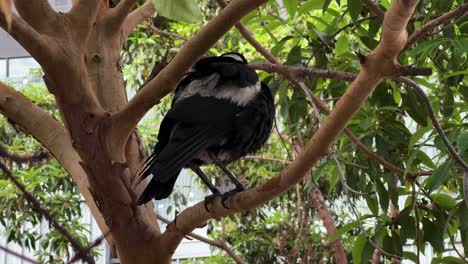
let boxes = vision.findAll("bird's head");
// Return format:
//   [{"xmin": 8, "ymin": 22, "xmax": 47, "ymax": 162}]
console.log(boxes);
[{"xmin": 220, "ymin": 52, "xmax": 248, "ymax": 64}]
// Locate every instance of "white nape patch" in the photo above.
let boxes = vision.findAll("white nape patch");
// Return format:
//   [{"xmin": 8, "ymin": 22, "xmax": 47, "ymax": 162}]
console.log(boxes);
[
  {"xmin": 215, "ymin": 81, "xmax": 261, "ymax": 106},
  {"xmin": 221, "ymin": 54, "xmax": 245, "ymax": 62},
  {"xmin": 174, "ymin": 73, "xmax": 261, "ymax": 107},
  {"xmin": 174, "ymin": 73, "xmax": 221, "ymax": 103}
]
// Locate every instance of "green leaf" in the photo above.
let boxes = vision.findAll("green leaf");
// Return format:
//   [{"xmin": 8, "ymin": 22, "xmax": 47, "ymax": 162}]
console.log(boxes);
[
  {"xmin": 285, "ymin": 45, "xmax": 302, "ymax": 65},
  {"xmin": 403, "ymin": 251, "xmax": 418, "ymax": 263},
  {"xmin": 441, "ymin": 86, "xmax": 454, "ymax": 117},
  {"xmin": 458, "ymin": 204, "xmax": 468, "ymax": 256},
  {"xmin": 152, "ymin": 0, "xmax": 202, "ymax": 23},
  {"xmin": 335, "ymin": 35, "xmax": 349, "ymax": 57},
  {"xmin": 283, "ymin": 0, "xmax": 298, "ymax": 18},
  {"xmin": 298, "ymin": 0, "xmax": 325, "ymax": 14},
  {"xmin": 422, "ymin": 218, "xmax": 444, "ymax": 253},
  {"xmin": 424, "ymin": 159, "xmax": 454, "ymax": 193},
  {"xmin": 366, "ymin": 192, "xmax": 379, "ymax": 216},
  {"xmin": 408, "ymin": 127, "xmax": 431, "ymax": 150},
  {"xmin": 352, "ymin": 234, "xmax": 367, "ymax": 264},
  {"xmin": 416, "ymin": 150, "xmax": 436, "ymax": 169},
  {"xmin": 441, "ymin": 256, "xmax": 467, "ymax": 264},
  {"xmin": 402, "ymin": 88, "xmax": 428, "ymax": 127},
  {"xmin": 457, "ymin": 133, "xmax": 468, "ymax": 155},
  {"xmin": 329, "ymin": 221, "xmax": 359, "ymax": 242},
  {"xmin": 348, "ymin": 0, "xmax": 362, "ymax": 21},
  {"xmin": 430, "ymin": 193, "xmax": 457, "ymax": 210},
  {"xmin": 382, "ymin": 231, "xmax": 403, "ymax": 255}
]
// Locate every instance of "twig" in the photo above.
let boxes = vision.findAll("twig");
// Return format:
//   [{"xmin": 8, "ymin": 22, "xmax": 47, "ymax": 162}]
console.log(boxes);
[
  {"xmin": 249, "ymin": 63, "xmax": 436, "ymax": 179},
  {"xmin": 0, "ymin": 145, "xmax": 49, "ymax": 164},
  {"xmin": 371, "ymin": 248, "xmax": 381, "ymax": 264},
  {"xmin": 411, "ymin": 182, "xmax": 420, "ymax": 264},
  {"xmin": 147, "ymin": 21, "xmax": 188, "ymax": 41},
  {"xmin": 403, "ymin": 4, "xmax": 468, "ymax": 52},
  {"xmin": 242, "ymin": 155, "xmax": 291, "ymax": 164},
  {"xmin": 415, "ymin": 182, "xmax": 468, "ymax": 263},
  {"xmin": 0, "ymin": 162, "xmax": 95, "ymax": 263},
  {"xmin": 67, "ymin": 230, "xmax": 111, "ymax": 264},
  {"xmin": 398, "ymin": 77, "xmax": 468, "ymax": 205},
  {"xmin": 0, "ymin": 245, "xmax": 40, "ymax": 264},
  {"xmin": 361, "ymin": 0, "xmax": 385, "ymax": 18}
]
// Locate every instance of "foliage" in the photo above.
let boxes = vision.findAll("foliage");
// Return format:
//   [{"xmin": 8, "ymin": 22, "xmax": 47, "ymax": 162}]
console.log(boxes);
[
  {"xmin": 1, "ymin": 0, "xmax": 467, "ymax": 263},
  {"xmin": 125, "ymin": 0, "xmax": 467, "ymax": 262},
  {"xmin": 0, "ymin": 84, "xmax": 97, "ymax": 263}
]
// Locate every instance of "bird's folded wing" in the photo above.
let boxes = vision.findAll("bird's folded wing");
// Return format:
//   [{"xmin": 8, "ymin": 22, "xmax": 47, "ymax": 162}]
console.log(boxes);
[{"xmin": 166, "ymin": 95, "xmax": 242, "ymax": 124}]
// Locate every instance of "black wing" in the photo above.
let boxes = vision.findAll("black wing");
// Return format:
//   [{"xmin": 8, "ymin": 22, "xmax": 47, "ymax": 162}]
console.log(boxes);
[{"xmin": 136, "ymin": 96, "xmax": 242, "ymax": 204}]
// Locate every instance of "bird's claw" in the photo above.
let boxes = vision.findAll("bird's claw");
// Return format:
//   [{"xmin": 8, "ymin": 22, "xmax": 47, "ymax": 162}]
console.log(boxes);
[
  {"xmin": 221, "ymin": 186, "xmax": 245, "ymax": 209},
  {"xmin": 204, "ymin": 192, "xmax": 221, "ymax": 212}
]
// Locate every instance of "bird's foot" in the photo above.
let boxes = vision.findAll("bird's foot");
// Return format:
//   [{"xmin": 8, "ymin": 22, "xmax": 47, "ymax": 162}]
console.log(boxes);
[
  {"xmin": 204, "ymin": 191, "xmax": 221, "ymax": 212},
  {"xmin": 221, "ymin": 185, "xmax": 245, "ymax": 209}
]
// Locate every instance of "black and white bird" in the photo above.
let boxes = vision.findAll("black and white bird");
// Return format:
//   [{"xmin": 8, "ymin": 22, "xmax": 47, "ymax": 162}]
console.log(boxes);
[{"xmin": 136, "ymin": 52, "xmax": 275, "ymax": 209}]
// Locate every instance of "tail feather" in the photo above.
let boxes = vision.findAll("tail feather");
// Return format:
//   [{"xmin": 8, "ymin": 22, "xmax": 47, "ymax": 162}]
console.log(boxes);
[
  {"xmin": 136, "ymin": 169, "xmax": 180, "ymax": 205},
  {"xmin": 136, "ymin": 125, "xmax": 227, "ymax": 205}
]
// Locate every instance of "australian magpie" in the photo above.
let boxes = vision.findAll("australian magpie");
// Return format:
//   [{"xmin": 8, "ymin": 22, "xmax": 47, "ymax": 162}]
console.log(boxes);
[{"xmin": 136, "ymin": 52, "xmax": 275, "ymax": 209}]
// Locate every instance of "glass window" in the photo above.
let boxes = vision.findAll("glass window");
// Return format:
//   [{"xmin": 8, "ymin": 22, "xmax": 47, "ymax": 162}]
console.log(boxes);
[
  {"xmin": 0, "ymin": 59, "xmax": 5, "ymax": 78},
  {"xmin": 8, "ymin": 57, "xmax": 40, "ymax": 78}
]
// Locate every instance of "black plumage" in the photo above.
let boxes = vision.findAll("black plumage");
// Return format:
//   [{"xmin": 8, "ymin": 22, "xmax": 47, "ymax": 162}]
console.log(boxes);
[{"xmin": 136, "ymin": 52, "xmax": 275, "ymax": 207}]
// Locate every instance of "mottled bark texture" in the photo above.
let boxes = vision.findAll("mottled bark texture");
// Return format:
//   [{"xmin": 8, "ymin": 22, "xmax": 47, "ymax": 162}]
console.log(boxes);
[{"xmin": 0, "ymin": 0, "xmax": 420, "ymax": 262}]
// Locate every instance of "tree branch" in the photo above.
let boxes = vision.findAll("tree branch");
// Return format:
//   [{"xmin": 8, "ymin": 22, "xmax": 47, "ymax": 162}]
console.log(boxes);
[
  {"xmin": 242, "ymin": 155, "xmax": 291, "ymax": 164},
  {"xmin": 248, "ymin": 63, "xmax": 432, "ymax": 178},
  {"xmin": 67, "ymin": 0, "xmax": 101, "ymax": 38},
  {"xmin": 158, "ymin": 0, "xmax": 419, "ymax": 252},
  {"xmin": 0, "ymin": 145, "xmax": 49, "ymax": 164},
  {"xmin": 109, "ymin": 0, "xmax": 269, "ymax": 162},
  {"xmin": 311, "ymin": 188, "xmax": 348, "ymax": 264},
  {"xmin": 361, "ymin": 0, "xmax": 385, "ymax": 18},
  {"xmin": 157, "ymin": 215, "xmax": 245, "ymax": 264},
  {"xmin": 0, "ymin": 14, "xmax": 52, "ymax": 63},
  {"xmin": 147, "ymin": 22, "xmax": 188, "ymax": 41},
  {"xmin": 216, "ymin": 0, "xmax": 433, "ymax": 182},
  {"xmin": 402, "ymin": 4, "xmax": 468, "ymax": 52},
  {"xmin": 111, "ymin": 0, "xmax": 140, "ymax": 27},
  {"xmin": 0, "ymin": 162, "xmax": 94, "ymax": 263},
  {"xmin": 121, "ymin": 0, "xmax": 156, "ymax": 40},
  {"xmin": 0, "ymin": 82, "xmax": 113, "ymax": 248},
  {"xmin": 12, "ymin": 0, "xmax": 57, "ymax": 32}
]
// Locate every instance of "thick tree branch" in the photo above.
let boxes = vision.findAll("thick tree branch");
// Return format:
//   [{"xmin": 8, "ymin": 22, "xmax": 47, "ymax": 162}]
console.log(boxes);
[
  {"xmin": 12, "ymin": 0, "xmax": 57, "ymax": 32},
  {"xmin": 67, "ymin": 0, "xmax": 101, "ymax": 38},
  {"xmin": 361, "ymin": 0, "xmax": 385, "ymax": 18},
  {"xmin": 248, "ymin": 63, "xmax": 432, "ymax": 178},
  {"xmin": 159, "ymin": 0, "xmax": 419, "ymax": 252},
  {"xmin": 402, "ymin": 3, "xmax": 468, "ymax": 52},
  {"xmin": 157, "ymin": 215, "xmax": 245, "ymax": 264},
  {"xmin": 0, "ymin": 14, "xmax": 52, "ymax": 63},
  {"xmin": 111, "ymin": 0, "xmax": 139, "ymax": 27},
  {"xmin": 109, "ymin": 0, "xmax": 269, "ymax": 162},
  {"xmin": 311, "ymin": 188, "xmax": 348, "ymax": 264},
  {"xmin": 121, "ymin": 0, "xmax": 156, "ymax": 40},
  {"xmin": 0, "ymin": 82, "xmax": 113, "ymax": 248}
]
